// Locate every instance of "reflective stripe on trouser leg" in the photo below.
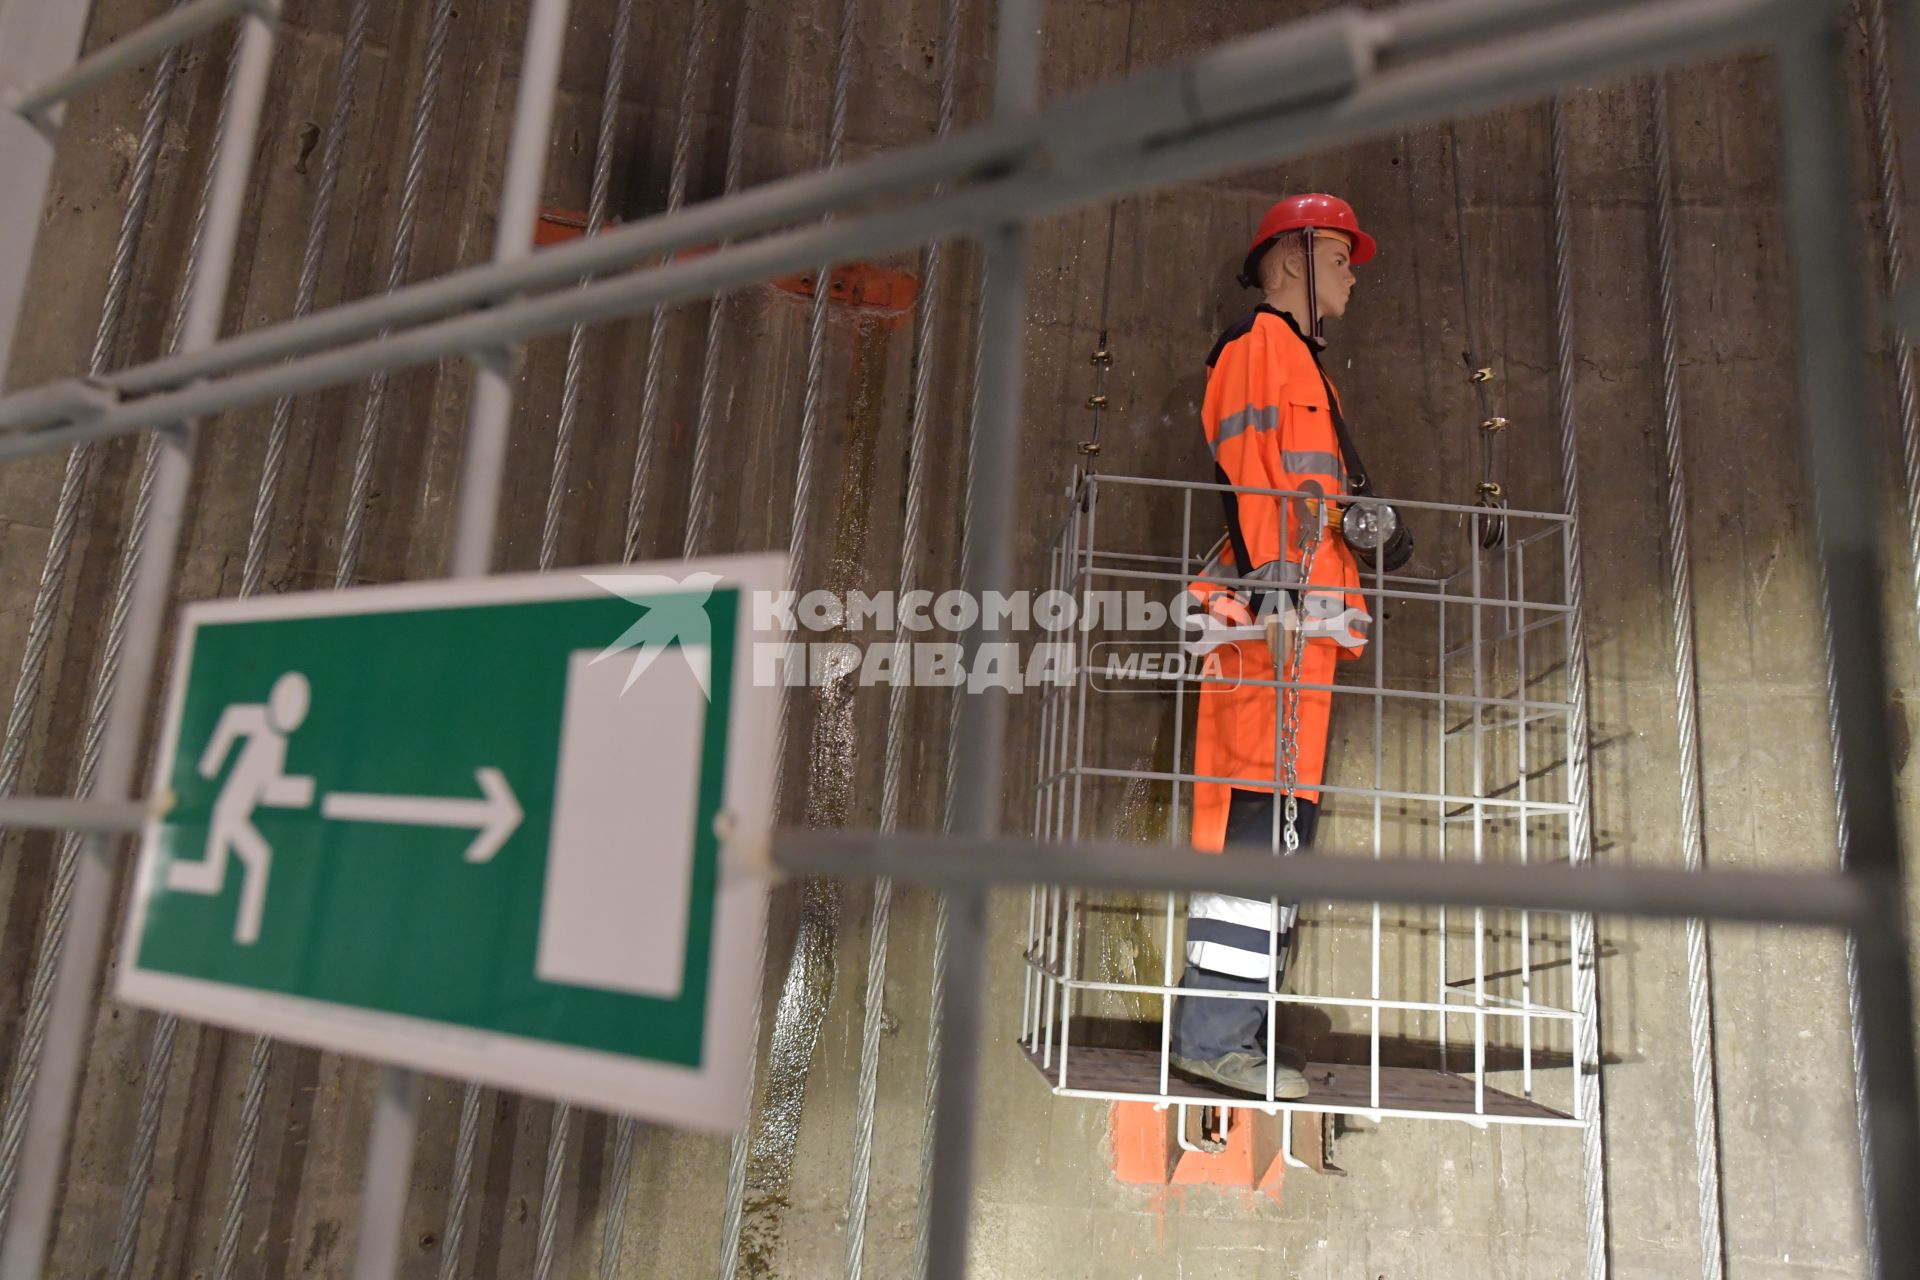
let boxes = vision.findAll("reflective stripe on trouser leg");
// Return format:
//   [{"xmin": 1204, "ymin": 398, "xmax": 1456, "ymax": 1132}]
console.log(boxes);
[
  {"xmin": 1185, "ymin": 790, "xmax": 1317, "ymax": 980},
  {"xmin": 1175, "ymin": 791, "xmax": 1317, "ymax": 1056}
]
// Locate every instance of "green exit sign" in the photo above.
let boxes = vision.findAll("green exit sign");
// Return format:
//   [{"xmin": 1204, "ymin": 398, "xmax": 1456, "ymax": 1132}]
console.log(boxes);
[{"xmin": 117, "ymin": 554, "xmax": 784, "ymax": 1129}]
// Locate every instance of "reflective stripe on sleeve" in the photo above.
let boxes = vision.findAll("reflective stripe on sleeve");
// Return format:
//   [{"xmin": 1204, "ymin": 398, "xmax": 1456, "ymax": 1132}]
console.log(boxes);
[{"xmin": 1211, "ymin": 404, "xmax": 1280, "ymax": 451}]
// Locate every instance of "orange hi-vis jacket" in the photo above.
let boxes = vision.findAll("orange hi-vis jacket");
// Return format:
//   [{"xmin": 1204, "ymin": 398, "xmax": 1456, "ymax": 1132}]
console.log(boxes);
[{"xmin": 1189, "ymin": 305, "xmax": 1371, "ymax": 855}]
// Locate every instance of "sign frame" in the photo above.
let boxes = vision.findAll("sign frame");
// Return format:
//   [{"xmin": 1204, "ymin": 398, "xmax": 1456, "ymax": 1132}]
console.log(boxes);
[{"xmin": 116, "ymin": 552, "xmax": 785, "ymax": 1131}]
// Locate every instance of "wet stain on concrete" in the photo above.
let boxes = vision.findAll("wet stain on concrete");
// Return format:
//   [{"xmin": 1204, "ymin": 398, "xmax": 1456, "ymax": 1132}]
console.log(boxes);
[{"xmin": 735, "ymin": 314, "xmax": 894, "ymax": 1276}]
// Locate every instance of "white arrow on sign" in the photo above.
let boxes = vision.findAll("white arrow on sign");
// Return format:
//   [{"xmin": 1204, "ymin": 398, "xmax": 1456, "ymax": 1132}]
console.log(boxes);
[{"xmin": 320, "ymin": 767, "xmax": 522, "ymax": 863}]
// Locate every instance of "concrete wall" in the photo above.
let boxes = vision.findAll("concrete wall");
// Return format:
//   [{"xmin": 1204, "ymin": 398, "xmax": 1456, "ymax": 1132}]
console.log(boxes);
[{"xmin": 0, "ymin": 0, "xmax": 1910, "ymax": 1276}]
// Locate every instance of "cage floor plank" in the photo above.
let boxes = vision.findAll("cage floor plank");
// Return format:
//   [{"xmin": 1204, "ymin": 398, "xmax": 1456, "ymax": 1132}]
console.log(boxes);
[{"xmin": 1023, "ymin": 1043, "xmax": 1572, "ymax": 1121}]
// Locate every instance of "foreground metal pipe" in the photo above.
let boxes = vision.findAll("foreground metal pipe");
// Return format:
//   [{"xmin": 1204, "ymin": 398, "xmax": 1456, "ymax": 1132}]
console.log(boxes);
[
  {"xmin": 773, "ymin": 831, "xmax": 1873, "ymax": 930},
  {"xmin": 1773, "ymin": 14, "xmax": 1920, "ymax": 1277},
  {"xmin": 0, "ymin": 8, "xmax": 280, "ymax": 1275},
  {"xmin": 0, "ymin": 0, "xmax": 1800, "ymax": 448},
  {"xmin": 917, "ymin": 2, "xmax": 1041, "ymax": 1275},
  {"xmin": 0, "ymin": 798, "xmax": 144, "ymax": 833},
  {"xmin": 347, "ymin": 3, "xmax": 572, "ymax": 1277},
  {"xmin": 4, "ymin": 0, "xmax": 265, "ymax": 120}
]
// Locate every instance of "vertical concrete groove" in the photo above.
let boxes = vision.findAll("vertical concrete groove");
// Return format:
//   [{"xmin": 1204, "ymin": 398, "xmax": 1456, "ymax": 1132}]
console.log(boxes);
[
  {"xmin": 532, "ymin": 4, "xmax": 633, "ymax": 1278},
  {"xmin": 1546, "ymin": 94, "xmax": 1611, "ymax": 1280},
  {"xmin": 595, "ymin": 0, "xmax": 734, "ymax": 1253},
  {"xmin": 336, "ymin": 0, "xmax": 458, "ymax": 593},
  {"xmin": 1646, "ymin": 74, "xmax": 1729, "ymax": 1280},
  {"xmin": 720, "ymin": 0, "xmax": 860, "ymax": 1273},
  {"xmin": 81, "ymin": 8, "xmax": 368, "ymax": 1279},
  {"xmin": 624, "ymin": 0, "xmax": 712, "ymax": 564},
  {"xmin": 682, "ymin": 1, "xmax": 761, "ymax": 562},
  {"xmin": 843, "ymin": 0, "xmax": 962, "ymax": 1271},
  {"xmin": 0, "ymin": 0, "xmax": 188, "ymax": 1228},
  {"xmin": 916, "ymin": 229, "xmax": 992, "ymax": 1280},
  {"xmin": 0, "ymin": 18, "xmax": 240, "ymax": 1246},
  {"xmin": 119, "ymin": 6, "xmax": 373, "ymax": 1265},
  {"xmin": 1843, "ymin": 0, "xmax": 1913, "ymax": 1267}
]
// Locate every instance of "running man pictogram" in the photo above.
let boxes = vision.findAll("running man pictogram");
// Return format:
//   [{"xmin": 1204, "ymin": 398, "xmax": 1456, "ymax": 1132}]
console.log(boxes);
[{"xmin": 166, "ymin": 671, "xmax": 315, "ymax": 944}]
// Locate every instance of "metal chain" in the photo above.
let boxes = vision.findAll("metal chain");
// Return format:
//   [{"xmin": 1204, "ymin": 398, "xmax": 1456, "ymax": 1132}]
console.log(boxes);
[
  {"xmin": 336, "ymin": 0, "xmax": 457, "ymax": 590},
  {"xmin": 0, "ymin": 19, "xmax": 229, "ymax": 1242},
  {"xmin": 624, "ymin": 0, "xmax": 712, "ymax": 563},
  {"xmin": 720, "ymin": 2, "xmax": 858, "ymax": 1272},
  {"xmin": 1648, "ymin": 74, "xmax": 1728, "ymax": 1280},
  {"xmin": 1277, "ymin": 530, "xmax": 1321, "ymax": 855},
  {"xmin": 531, "ymin": 6, "xmax": 632, "ymax": 1277},
  {"xmin": 1548, "ymin": 94, "xmax": 1611, "ymax": 1280},
  {"xmin": 844, "ymin": 0, "xmax": 962, "ymax": 1269},
  {"xmin": 112, "ymin": 10, "xmax": 376, "ymax": 1279}
]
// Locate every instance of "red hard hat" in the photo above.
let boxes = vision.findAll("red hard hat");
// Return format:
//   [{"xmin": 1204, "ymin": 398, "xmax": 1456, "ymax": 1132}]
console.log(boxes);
[{"xmin": 1241, "ymin": 193, "xmax": 1377, "ymax": 286}]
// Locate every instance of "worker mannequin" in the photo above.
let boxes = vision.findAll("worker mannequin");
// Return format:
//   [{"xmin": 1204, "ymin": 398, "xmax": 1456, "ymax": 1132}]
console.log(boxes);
[{"xmin": 1170, "ymin": 194, "xmax": 1378, "ymax": 1100}]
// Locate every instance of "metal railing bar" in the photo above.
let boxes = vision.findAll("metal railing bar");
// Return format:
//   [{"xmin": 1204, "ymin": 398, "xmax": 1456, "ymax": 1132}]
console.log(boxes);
[
  {"xmin": 3, "ymin": 0, "xmax": 267, "ymax": 121},
  {"xmin": 0, "ymin": 7, "xmax": 280, "ymax": 1274},
  {"xmin": 773, "ymin": 830, "xmax": 1871, "ymax": 929},
  {"xmin": 347, "ymin": 3, "xmax": 572, "ymax": 1278},
  {"xmin": 921, "ymin": 0, "xmax": 1041, "ymax": 1259},
  {"xmin": 1025, "ymin": 968, "xmax": 1580, "ymax": 1021},
  {"xmin": 1774, "ymin": 15, "xmax": 1920, "ymax": 1275},
  {"xmin": 0, "ymin": 0, "xmax": 1804, "ymax": 462},
  {"xmin": 0, "ymin": 798, "xmax": 144, "ymax": 833},
  {"xmin": 1067, "ymin": 558, "xmax": 1575, "ymax": 613},
  {"xmin": 1038, "ymin": 762, "xmax": 1578, "ymax": 813},
  {"xmin": 3, "ymin": 5, "xmax": 1372, "ymax": 419},
  {"xmin": 1040, "ymin": 1083, "xmax": 1585, "ymax": 1127},
  {"xmin": 1090, "ymin": 471, "xmax": 1577, "ymax": 524}
]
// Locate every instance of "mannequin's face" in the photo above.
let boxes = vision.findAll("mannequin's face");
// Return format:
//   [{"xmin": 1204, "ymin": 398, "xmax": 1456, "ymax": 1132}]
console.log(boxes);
[{"xmin": 1310, "ymin": 232, "xmax": 1357, "ymax": 320}]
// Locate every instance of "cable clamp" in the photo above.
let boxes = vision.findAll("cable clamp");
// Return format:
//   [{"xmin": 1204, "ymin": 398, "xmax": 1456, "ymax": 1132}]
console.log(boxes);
[
  {"xmin": 1085, "ymin": 394, "xmax": 1109, "ymax": 410},
  {"xmin": 1078, "ymin": 441, "xmax": 1102, "ymax": 457},
  {"xmin": 1470, "ymin": 367, "xmax": 1495, "ymax": 384},
  {"xmin": 1090, "ymin": 348, "xmax": 1112, "ymax": 366},
  {"xmin": 1479, "ymin": 416, "xmax": 1509, "ymax": 432},
  {"xmin": 1476, "ymin": 481, "xmax": 1504, "ymax": 498}
]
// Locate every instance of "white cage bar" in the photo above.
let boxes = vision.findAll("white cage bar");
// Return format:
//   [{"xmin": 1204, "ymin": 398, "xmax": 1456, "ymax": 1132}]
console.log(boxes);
[{"xmin": 1021, "ymin": 473, "xmax": 1586, "ymax": 1127}]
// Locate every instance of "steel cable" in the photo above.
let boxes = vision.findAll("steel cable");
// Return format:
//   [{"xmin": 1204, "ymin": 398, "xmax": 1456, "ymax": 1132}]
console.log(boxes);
[
  {"xmin": 530, "ymin": 6, "xmax": 632, "ymax": 1278},
  {"xmin": 0, "ymin": 22, "xmax": 234, "ymax": 1243},
  {"xmin": 1647, "ymin": 75, "xmax": 1728, "ymax": 1280},
  {"xmin": 682, "ymin": 2, "xmax": 760, "ymax": 560},
  {"xmin": 109, "ymin": 11, "xmax": 375, "ymax": 1279},
  {"xmin": 718, "ymin": 2, "xmax": 857, "ymax": 1273},
  {"xmin": 914, "ymin": 234, "xmax": 992, "ymax": 1280},
  {"xmin": 592, "ymin": 5, "xmax": 742, "ymax": 1273},
  {"xmin": 538, "ymin": 0, "xmax": 632, "ymax": 577},
  {"xmin": 1547, "ymin": 95, "xmax": 1611, "ymax": 1280},
  {"xmin": 1821, "ymin": 586, "xmax": 1876, "ymax": 1271},
  {"xmin": 336, "ymin": 0, "xmax": 456, "ymax": 592},
  {"xmin": 623, "ymin": 0, "xmax": 712, "ymax": 563},
  {"xmin": 843, "ymin": 0, "xmax": 962, "ymax": 1272}
]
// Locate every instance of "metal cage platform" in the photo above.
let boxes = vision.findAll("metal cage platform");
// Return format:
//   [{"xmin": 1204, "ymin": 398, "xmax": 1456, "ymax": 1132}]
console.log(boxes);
[{"xmin": 1022, "ymin": 471, "xmax": 1590, "ymax": 1128}]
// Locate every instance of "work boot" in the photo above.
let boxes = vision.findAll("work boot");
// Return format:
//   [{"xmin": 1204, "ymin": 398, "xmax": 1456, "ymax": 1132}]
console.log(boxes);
[{"xmin": 1169, "ymin": 1050, "xmax": 1309, "ymax": 1100}]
